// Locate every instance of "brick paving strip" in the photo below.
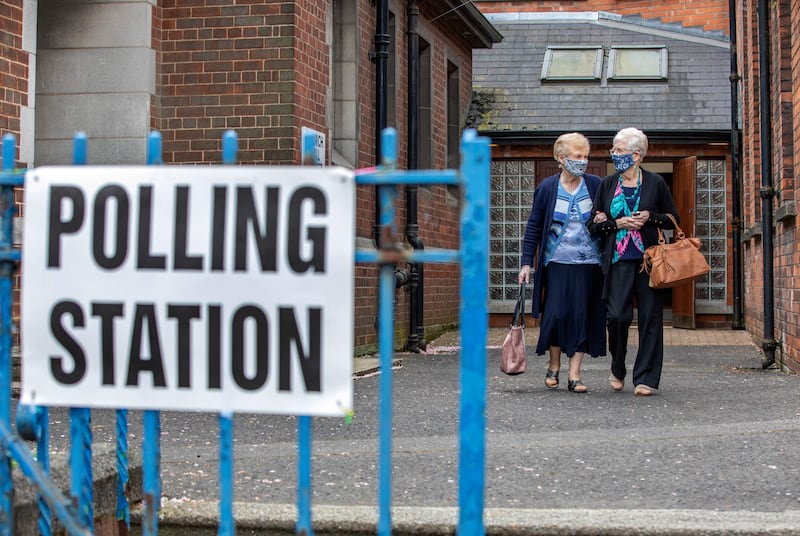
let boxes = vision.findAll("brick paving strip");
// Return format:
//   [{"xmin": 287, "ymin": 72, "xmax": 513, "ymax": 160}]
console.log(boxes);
[{"xmin": 429, "ymin": 326, "xmax": 757, "ymax": 350}]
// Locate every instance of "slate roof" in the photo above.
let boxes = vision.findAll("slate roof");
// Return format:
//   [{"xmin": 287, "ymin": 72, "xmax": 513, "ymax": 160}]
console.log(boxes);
[{"xmin": 470, "ymin": 12, "xmax": 731, "ymax": 139}]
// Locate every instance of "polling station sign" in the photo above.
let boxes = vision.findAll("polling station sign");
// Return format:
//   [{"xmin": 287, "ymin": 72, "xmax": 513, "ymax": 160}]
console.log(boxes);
[{"xmin": 21, "ymin": 166, "xmax": 355, "ymax": 416}]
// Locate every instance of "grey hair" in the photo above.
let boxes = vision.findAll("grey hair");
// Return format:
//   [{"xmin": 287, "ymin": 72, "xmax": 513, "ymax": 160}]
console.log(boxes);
[{"xmin": 613, "ymin": 127, "xmax": 648, "ymax": 158}]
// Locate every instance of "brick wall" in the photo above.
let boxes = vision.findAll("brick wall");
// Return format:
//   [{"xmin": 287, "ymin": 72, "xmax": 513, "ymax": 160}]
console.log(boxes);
[
  {"xmin": 476, "ymin": 0, "xmax": 730, "ymax": 35},
  {"xmin": 738, "ymin": 0, "xmax": 800, "ymax": 372},
  {"xmin": 0, "ymin": 0, "xmax": 25, "ymax": 142},
  {"xmin": 151, "ymin": 1, "xmax": 471, "ymax": 353},
  {"xmin": 351, "ymin": 3, "xmax": 470, "ymax": 352},
  {"xmin": 0, "ymin": 0, "xmax": 26, "ymax": 347},
  {"xmin": 155, "ymin": 1, "xmax": 316, "ymax": 164}
]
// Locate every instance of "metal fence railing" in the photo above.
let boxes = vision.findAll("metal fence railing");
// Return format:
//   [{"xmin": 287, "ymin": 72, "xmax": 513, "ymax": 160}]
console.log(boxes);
[{"xmin": 0, "ymin": 126, "xmax": 489, "ymax": 535}]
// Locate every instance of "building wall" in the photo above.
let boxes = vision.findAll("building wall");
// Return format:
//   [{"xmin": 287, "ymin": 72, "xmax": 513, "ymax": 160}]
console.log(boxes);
[
  {"xmin": 476, "ymin": 0, "xmax": 729, "ymax": 34},
  {"xmin": 349, "ymin": 2, "xmax": 469, "ymax": 352},
  {"xmin": 0, "ymin": 0, "xmax": 26, "ymax": 155},
  {"xmin": 1, "ymin": 0, "xmax": 483, "ymax": 356},
  {"xmin": 738, "ymin": 0, "xmax": 800, "ymax": 372},
  {"xmin": 1, "ymin": 0, "xmax": 27, "ymax": 348},
  {"xmin": 35, "ymin": 0, "xmax": 154, "ymax": 164},
  {"xmin": 154, "ymin": 1, "xmax": 301, "ymax": 163}
]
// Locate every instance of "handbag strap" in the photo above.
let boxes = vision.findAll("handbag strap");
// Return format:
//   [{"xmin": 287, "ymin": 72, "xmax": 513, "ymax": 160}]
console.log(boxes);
[
  {"xmin": 656, "ymin": 213, "xmax": 684, "ymax": 244},
  {"xmin": 511, "ymin": 282, "xmax": 526, "ymax": 327},
  {"xmin": 664, "ymin": 213, "xmax": 686, "ymax": 239}
]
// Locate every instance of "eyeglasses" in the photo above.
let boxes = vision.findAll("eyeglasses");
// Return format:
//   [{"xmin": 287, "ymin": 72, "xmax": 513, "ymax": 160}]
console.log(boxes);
[{"xmin": 610, "ymin": 147, "xmax": 634, "ymax": 155}]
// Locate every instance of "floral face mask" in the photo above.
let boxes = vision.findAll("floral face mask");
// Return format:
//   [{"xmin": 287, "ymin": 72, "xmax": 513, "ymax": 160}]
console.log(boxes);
[
  {"xmin": 563, "ymin": 157, "xmax": 588, "ymax": 177},
  {"xmin": 611, "ymin": 152, "xmax": 635, "ymax": 173}
]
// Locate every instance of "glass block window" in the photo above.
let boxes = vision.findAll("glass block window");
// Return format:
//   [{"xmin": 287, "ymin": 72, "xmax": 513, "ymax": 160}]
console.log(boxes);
[
  {"xmin": 694, "ymin": 159, "xmax": 727, "ymax": 304},
  {"xmin": 490, "ymin": 160, "xmax": 535, "ymax": 307}
]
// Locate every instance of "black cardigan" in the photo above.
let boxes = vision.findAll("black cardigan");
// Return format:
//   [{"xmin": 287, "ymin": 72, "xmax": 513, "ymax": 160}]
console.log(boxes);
[{"xmin": 588, "ymin": 168, "xmax": 679, "ymax": 295}]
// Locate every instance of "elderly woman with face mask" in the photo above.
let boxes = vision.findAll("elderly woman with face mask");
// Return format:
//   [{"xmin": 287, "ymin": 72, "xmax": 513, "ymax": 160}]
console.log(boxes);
[
  {"xmin": 518, "ymin": 132, "xmax": 606, "ymax": 393},
  {"xmin": 588, "ymin": 127, "xmax": 679, "ymax": 396}
]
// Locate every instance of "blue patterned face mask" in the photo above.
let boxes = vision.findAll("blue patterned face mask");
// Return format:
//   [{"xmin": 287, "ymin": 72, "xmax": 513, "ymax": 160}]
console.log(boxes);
[
  {"xmin": 563, "ymin": 157, "xmax": 588, "ymax": 177},
  {"xmin": 611, "ymin": 152, "xmax": 635, "ymax": 173}
]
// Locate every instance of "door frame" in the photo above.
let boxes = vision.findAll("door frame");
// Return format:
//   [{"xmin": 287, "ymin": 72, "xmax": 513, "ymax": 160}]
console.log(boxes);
[{"xmin": 672, "ymin": 156, "xmax": 697, "ymax": 329}]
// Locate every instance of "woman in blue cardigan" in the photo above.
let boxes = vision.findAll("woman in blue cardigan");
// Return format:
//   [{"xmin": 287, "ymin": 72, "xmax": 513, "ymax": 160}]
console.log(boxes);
[{"xmin": 518, "ymin": 132, "xmax": 606, "ymax": 393}]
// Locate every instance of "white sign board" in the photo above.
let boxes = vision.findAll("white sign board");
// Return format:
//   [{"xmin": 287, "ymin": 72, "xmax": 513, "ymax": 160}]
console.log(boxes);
[{"xmin": 21, "ymin": 166, "xmax": 354, "ymax": 416}]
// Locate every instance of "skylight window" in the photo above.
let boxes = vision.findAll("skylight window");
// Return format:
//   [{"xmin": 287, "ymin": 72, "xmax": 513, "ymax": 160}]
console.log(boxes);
[
  {"xmin": 608, "ymin": 46, "xmax": 668, "ymax": 80},
  {"xmin": 541, "ymin": 46, "xmax": 603, "ymax": 81}
]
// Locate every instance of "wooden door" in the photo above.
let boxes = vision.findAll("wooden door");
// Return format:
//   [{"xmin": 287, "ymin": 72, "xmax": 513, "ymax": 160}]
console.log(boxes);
[{"xmin": 671, "ymin": 157, "xmax": 697, "ymax": 329}]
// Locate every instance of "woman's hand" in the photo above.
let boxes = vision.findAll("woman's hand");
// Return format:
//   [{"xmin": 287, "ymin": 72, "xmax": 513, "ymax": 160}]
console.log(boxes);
[
  {"xmin": 593, "ymin": 211, "xmax": 608, "ymax": 223},
  {"xmin": 519, "ymin": 265, "xmax": 531, "ymax": 284},
  {"xmin": 615, "ymin": 216, "xmax": 643, "ymax": 230}
]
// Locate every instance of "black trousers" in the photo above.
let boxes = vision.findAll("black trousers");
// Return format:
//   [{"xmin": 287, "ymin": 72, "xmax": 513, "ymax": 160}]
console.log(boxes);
[{"xmin": 605, "ymin": 259, "xmax": 666, "ymax": 389}]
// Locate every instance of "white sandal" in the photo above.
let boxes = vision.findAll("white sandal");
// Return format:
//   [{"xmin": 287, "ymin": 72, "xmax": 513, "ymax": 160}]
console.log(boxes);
[{"xmin": 609, "ymin": 374, "xmax": 624, "ymax": 391}]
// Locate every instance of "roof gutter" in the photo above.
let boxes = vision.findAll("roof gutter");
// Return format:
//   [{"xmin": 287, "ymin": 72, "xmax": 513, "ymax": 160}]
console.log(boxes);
[
  {"xmin": 481, "ymin": 130, "xmax": 733, "ymax": 145},
  {"xmin": 435, "ymin": 1, "xmax": 503, "ymax": 48}
]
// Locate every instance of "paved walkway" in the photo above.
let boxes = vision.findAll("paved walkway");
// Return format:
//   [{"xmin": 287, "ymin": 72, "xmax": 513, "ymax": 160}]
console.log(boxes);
[
  {"xmin": 146, "ymin": 326, "xmax": 800, "ymax": 535},
  {"xmin": 354, "ymin": 327, "xmax": 758, "ymax": 375}
]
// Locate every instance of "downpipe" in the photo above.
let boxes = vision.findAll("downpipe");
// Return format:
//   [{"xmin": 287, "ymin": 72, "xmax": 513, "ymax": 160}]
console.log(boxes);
[
  {"xmin": 728, "ymin": 0, "xmax": 744, "ymax": 330},
  {"xmin": 405, "ymin": 0, "xmax": 425, "ymax": 353},
  {"xmin": 757, "ymin": 0, "xmax": 777, "ymax": 367},
  {"xmin": 372, "ymin": 0, "xmax": 389, "ymax": 246}
]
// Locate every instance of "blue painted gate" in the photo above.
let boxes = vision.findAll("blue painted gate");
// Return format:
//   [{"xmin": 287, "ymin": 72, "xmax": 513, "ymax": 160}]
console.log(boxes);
[{"xmin": 0, "ymin": 127, "xmax": 490, "ymax": 535}]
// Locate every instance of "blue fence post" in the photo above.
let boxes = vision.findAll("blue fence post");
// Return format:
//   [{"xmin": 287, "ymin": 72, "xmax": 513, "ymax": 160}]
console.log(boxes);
[
  {"xmin": 68, "ymin": 132, "xmax": 95, "ymax": 532},
  {"xmin": 116, "ymin": 408, "xmax": 130, "ymax": 531},
  {"xmin": 296, "ymin": 128, "xmax": 319, "ymax": 536},
  {"xmin": 457, "ymin": 129, "xmax": 490, "ymax": 535},
  {"xmin": 15, "ymin": 403, "xmax": 52, "ymax": 535},
  {"xmin": 0, "ymin": 132, "xmax": 18, "ymax": 536},
  {"xmin": 37, "ymin": 407, "xmax": 52, "ymax": 536},
  {"xmin": 376, "ymin": 127, "xmax": 399, "ymax": 536},
  {"xmin": 142, "ymin": 131, "xmax": 164, "ymax": 536},
  {"xmin": 218, "ymin": 129, "xmax": 238, "ymax": 536}
]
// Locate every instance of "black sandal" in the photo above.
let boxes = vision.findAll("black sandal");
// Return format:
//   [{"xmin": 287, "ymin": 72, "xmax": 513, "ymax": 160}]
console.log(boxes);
[
  {"xmin": 568, "ymin": 379, "xmax": 588, "ymax": 393},
  {"xmin": 545, "ymin": 369, "xmax": 559, "ymax": 389}
]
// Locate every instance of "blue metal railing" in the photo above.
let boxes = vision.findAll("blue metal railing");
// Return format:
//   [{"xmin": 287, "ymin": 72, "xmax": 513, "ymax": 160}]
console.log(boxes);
[{"xmin": 0, "ymin": 127, "xmax": 489, "ymax": 535}]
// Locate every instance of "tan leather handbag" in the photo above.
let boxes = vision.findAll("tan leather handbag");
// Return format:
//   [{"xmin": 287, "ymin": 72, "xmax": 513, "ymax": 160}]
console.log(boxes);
[{"xmin": 641, "ymin": 213, "xmax": 711, "ymax": 289}]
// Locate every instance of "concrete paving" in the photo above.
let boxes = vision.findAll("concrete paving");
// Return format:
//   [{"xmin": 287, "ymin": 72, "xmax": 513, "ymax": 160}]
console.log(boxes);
[
  {"xmin": 29, "ymin": 327, "xmax": 800, "ymax": 534},
  {"xmin": 144, "ymin": 326, "xmax": 800, "ymax": 534}
]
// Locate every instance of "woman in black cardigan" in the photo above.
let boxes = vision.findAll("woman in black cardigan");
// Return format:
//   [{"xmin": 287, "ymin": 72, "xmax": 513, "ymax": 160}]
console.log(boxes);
[{"xmin": 589, "ymin": 127, "xmax": 678, "ymax": 396}]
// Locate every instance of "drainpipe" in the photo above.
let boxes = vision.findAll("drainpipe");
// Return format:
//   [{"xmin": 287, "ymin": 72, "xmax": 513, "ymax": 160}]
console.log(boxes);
[
  {"xmin": 728, "ymin": 0, "xmax": 744, "ymax": 330},
  {"xmin": 756, "ymin": 0, "xmax": 777, "ymax": 367},
  {"xmin": 372, "ymin": 0, "xmax": 390, "ymax": 245},
  {"xmin": 405, "ymin": 0, "xmax": 425, "ymax": 352}
]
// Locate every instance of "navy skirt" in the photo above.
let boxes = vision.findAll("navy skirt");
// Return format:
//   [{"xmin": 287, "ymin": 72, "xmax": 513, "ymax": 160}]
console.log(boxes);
[{"xmin": 535, "ymin": 262, "xmax": 606, "ymax": 358}]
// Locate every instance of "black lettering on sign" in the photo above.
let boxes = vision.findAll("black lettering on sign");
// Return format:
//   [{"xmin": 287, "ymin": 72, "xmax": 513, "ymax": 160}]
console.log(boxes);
[
  {"xmin": 49, "ymin": 300, "xmax": 87, "ymax": 385},
  {"xmin": 47, "ymin": 186, "xmax": 85, "ymax": 268},
  {"xmin": 167, "ymin": 304, "xmax": 201, "ymax": 388},
  {"xmin": 92, "ymin": 185, "xmax": 130, "ymax": 270},
  {"xmin": 234, "ymin": 186, "xmax": 279, "ymax": 272},
  {"xmin": 173, "ymin": 186, "xmax": 203, "ymax": 270},
  {"xmin": 288, "ymin": 187, "xmax": 327, "ymax": 273},
  {"xmin": 126, "ymin": 303, "xmax": 167, "ymax": 387},
  {"xmin": 91, "ymin": 302, "xmax": 124, "ymax": 385},
  {"xmin": 207, "ymin": 304, "xmax": 222, "ymax": 389},
  {"xmin": 279, "ymin": 307, "xmax": 321, "ymax": 392},
  {"xmin": 136, "ymin": 186, "xmax": 167, "ymax": 270},
  {"xmin": 231, "ymin": 304, "xmax": 269, "ymax": 390},
  {"xmin": 210, "ymin": 187, "xmax": 227, "ymax": 272}
]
